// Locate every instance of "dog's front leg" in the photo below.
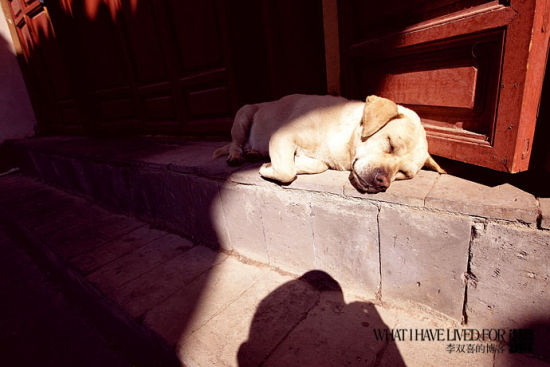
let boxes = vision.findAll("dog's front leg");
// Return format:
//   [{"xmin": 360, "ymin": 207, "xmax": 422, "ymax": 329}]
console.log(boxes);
[
  {"xmin": 259, "ymin": 134, "xmax": 297, "ymax": 184},
  {"xmin": 294, "ymin": 155, "xmax": 328, "ymax": 175}
]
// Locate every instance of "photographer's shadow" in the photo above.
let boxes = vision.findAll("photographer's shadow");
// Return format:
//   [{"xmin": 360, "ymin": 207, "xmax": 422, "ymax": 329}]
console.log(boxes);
[{"xmin": 238, "ymin": 270, "xmax": 405, "ymax": 367}]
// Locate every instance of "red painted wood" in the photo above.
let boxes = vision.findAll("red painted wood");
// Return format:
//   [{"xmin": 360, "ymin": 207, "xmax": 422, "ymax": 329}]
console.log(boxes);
[
  {"xmin": 378, "ymin": 66, "xmax": 478, "ymax": 109},
  {"xmin": 339, "ymin": 0, "xmax": 550, "ymax": 172}
]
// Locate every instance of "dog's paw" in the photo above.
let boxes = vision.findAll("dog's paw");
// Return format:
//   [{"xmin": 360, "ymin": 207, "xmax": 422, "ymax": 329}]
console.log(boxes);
[
  {"xmin": 259, "ymin": 163, "xmax": 296, "ymax": 184},
  {"xmin": 227, "ymin": 151, "xmax": 245, "ymax": 166},
  {"xmin": 227, "ymin": 156, "xmax": 245, "ymax": 166},
  {"xmin": 259, "ymin": 163, "xmax": 273, "ymax": 177}
]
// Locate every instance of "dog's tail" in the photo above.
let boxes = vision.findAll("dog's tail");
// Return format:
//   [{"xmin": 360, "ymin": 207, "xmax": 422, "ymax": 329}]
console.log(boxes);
[{"xmin": 212, "ymin": 143, "xmax": 231, "ymax": 159}]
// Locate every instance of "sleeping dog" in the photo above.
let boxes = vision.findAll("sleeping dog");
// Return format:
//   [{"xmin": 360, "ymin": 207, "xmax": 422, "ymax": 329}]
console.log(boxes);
[{"xmin": 213, "ymin": 94, "xmax": 445, "ymax": 193}]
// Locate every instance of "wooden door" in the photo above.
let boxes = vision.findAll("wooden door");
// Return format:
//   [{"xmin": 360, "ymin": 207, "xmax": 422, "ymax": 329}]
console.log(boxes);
[
  {"xmin": 325, "ymin": 0, "xmax": 550, "ymax": 172},
  {"xmin": 4, "ymin": 0, "xmax": 75, "ymax": 132},
  {"xmin": 4, "ymin": 0, "xmax": 237, "ymax": 135}
]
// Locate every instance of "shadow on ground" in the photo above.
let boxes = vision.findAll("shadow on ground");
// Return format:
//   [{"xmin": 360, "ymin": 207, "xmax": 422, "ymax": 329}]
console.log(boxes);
[{"xmin": 238, "ymin": 271, "xmax": 405, "ymax": 367}]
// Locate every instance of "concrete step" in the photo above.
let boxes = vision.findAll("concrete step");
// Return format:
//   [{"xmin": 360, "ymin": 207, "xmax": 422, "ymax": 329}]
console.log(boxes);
[
  {"xmin": 5, "ymin": 136, "xmax": 550, "ymax": 363},
  {"xmin": 4, "ymin": 173, "xmax": 546, "ymax": 367}
]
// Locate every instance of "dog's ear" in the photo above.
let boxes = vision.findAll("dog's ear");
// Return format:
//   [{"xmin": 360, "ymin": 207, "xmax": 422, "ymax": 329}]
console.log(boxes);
[
  {"xmin": 361, "ymin": 95, "xmax": 399, "ymax": 140},
  {"xmin": 424, "ymin": 154, "xmax": 446, "ymax": 174}
]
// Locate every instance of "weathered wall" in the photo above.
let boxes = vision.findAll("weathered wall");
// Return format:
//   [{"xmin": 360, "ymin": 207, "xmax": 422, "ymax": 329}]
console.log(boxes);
[{"xmin": 0, "ymin": 4, "xmax": 36, "ymax": 144}]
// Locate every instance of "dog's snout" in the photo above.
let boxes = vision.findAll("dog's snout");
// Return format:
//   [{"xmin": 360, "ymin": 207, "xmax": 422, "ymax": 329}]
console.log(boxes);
[{"xmin": 374, "ymin": 170, "xmax": 390, "ymax": 189}]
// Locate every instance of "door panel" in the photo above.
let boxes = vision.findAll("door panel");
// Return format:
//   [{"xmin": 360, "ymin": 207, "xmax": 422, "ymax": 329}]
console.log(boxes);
[
  {"xmin": 354, "ymin": 30, "xmax": 503, "ymax": 138},
  {"xmin": 120, "ymin": 0, "xmax": 168, "ymax": 85},
  {"xmin": 334, "ymin": 0, "xmax": 550, "ymax": 172},
  {"xmin": 167, "ymin": 0, "xmax": 224, "ymax": 73},
  {"xmin": 7, "ymin": 0, "xmax": 77, "ymax": 130},
  {"xmin": 348, "ymin": 0, "xmax": 494, "ymax": 43}
]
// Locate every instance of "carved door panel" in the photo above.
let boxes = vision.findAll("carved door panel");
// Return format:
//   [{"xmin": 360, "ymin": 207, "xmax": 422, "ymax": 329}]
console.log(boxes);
[
  {"xmin": 328, "ymin": 0, "xmax": 550, "ymax": 172},
  {"xmin": 5, "ymin": 0, "xmax": 75, "ymax": 130}
]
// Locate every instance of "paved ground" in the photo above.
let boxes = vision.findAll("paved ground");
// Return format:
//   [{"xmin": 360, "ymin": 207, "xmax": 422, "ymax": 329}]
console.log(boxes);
[
  {"xmin": 0, "ymin": 227, "xmax": 134, "ymax": 367},
  {"xmin": 0, "ymin": 173, "xmax": 547, "ymax": 367}
]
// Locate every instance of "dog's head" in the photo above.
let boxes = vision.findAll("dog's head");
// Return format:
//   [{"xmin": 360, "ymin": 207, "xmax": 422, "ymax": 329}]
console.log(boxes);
[{"xmin": 349, "ymin": 95, "xmax": 444, "ymax": 194}]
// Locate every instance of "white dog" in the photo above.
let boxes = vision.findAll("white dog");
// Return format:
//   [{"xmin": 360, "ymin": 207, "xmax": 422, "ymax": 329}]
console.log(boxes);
[{"xmin": 214, "ymin": 94, "xmax": 444, "ymax": 193}]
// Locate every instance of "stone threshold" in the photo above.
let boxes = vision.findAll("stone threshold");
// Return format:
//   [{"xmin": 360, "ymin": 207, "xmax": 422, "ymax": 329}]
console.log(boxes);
[{"xmin": 6, "ymin": 136, "xmax": 550, "ymax": 345}]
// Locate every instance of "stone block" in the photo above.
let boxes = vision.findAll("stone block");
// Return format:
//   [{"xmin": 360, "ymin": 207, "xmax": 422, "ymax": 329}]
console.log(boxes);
[
  {"xmin": 310, "ymin": 196, "xmax": 380, "ymax": 296},
  {"xmin": 70, "ymin": 156, "xmax": 134, "ymax": 213},
  {"xmin": 26, "ymin": 195, "xmax": 105, "ymax": 234},
  {"xmin": 217, "ymin": 183, "xmax": 268, "ymax": 263},
  {"xmin": 379, "ymin": 205, "xmax": 472, "ymax": 320},
  {"xmin": 49, "ymin": 155, "xmax": 80, "ymax": 194},
  {"xmin": 22, "ymin": 196, "xmax": 83, "ymax": 232},
  {"xmin": 259, "ymin": 189, "xmax": 315, "ymax": 274},
  {"xmin": 9, "ymin": 143, "xmax": 39, "ymax": 176},
  {"xmin": 119, "ymin": 143, "xmax": 192, "ymax": 169},
  {"xmin": 161, "ymin": 172, "xmax": 226, "ymax": 248},
  {"xmin": 425, "ymin": 174, "xmax": 538, "ymax": 223},
  {"xmin": 49, "ymin": 213, "xmax": 143, "ymax": 260},
  {"xmin": 115, "ymin": 246, "xmax": 227, "ymax": 318},
  {"xmin": 345, "ymin": 169, "xmax": 439, "ymax": 207},
  {"xmin": 264, "ymin": 292, "xmax": 390, "ymax": 367},
  {"xmin": 0, "ymin": 173, "xmax": 42, "ymax": 205},
  {"xmin": 169, "ymin": 141, "xmax": 242, "ymax": 179},
  {"xmin": 119, "ymin": 167, "xmax": 227, "ymax": 248},
  {"xmin": 143, "ymin": 256, "xmax": 264, "ymax": 345},
  {"xmin": 0, "ymin": 180, "xmax": 72, "ymax": 226},
  {"xmin": 540, "ymin": 197, "xmax": 550, "ymax": 230},
  {"xmin": 228, "ymin": 163, "xmax": 278, "ymax": 188},
  {"xmin": 77, "ymin": 159, "xmax": 119, "ymax": 209},
  {"xmin": 54, "ymin": 138, "xmax": 151, "ymax": 163},
  {"xmin": 467, "ymin": 223, "xmax": 550, "ymax": 331},
  {"xmin": 381, "ymin": 307, "xmax": 493, "ymax": 367},
  {"xmin": 70, "ymin": 225, "xmax": 166, "ymax": 275},
  {"xmin": 28, "ymin": 149, "xmax": 60, "ymax": 186},
  {"xmin": 125, "ymin": 167, "xmax": 166, "ymax": 222},
  {"xmin": 108, "ymin": 165, "xmax": 134, "ymax": 215},
  {"xmin": 86, "ymin": 233, "xmax": 193, "ymax": 296},
  {"xmin": 177, "ymin": 271, "xmax": 317, "ymax": 367},
  {"xmin": 284, "ymin": 169, "xmax": 348, "ymax": 196},
  {"xmin": 69, "ymin": 157, "xmax": 95, "ymax": 198}
]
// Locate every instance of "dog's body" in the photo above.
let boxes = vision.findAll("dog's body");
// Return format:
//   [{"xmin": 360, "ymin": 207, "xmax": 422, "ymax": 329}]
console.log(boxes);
[{"xmin": 214, "ymin": 94, "xmax": 444, "ymax": 193}]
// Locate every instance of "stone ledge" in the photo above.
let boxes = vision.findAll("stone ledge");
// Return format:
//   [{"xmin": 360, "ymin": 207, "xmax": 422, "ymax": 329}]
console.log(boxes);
[
  {"xmin": 425, "ymin": 174, "xmax": 539, "ymax": 224},
  {"xmin": 10, "ymin": 137, "xmax": 542, "ymax": 225},
  {"xmin": 344, "ymin": 170, "xmax": 439, "ymax": 207},
  {"xmin": 8, "ymin": 137, "xmax": 550, "ymax": 325}
]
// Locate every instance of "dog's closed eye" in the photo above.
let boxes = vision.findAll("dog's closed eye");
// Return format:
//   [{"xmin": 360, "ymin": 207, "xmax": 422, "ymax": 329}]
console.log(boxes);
[{"xmin": 386, "ymin": 137, "xmax": 395, "ymax": 154}]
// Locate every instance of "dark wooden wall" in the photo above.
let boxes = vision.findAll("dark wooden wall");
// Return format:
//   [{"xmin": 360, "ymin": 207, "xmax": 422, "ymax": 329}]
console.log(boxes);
[{"xmin": 5, "ymin": 0, "xmax": 327, "ymax": 136}]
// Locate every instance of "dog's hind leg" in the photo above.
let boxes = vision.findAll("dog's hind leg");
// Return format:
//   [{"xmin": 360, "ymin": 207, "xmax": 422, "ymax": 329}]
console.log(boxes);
[
  {"xmin": 259, "ymin": 133, "xmax": 297, "ymax": 183},
  {"xmin": 227, "ymin": 104, "xmax": 259, "ymax": 165}
]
